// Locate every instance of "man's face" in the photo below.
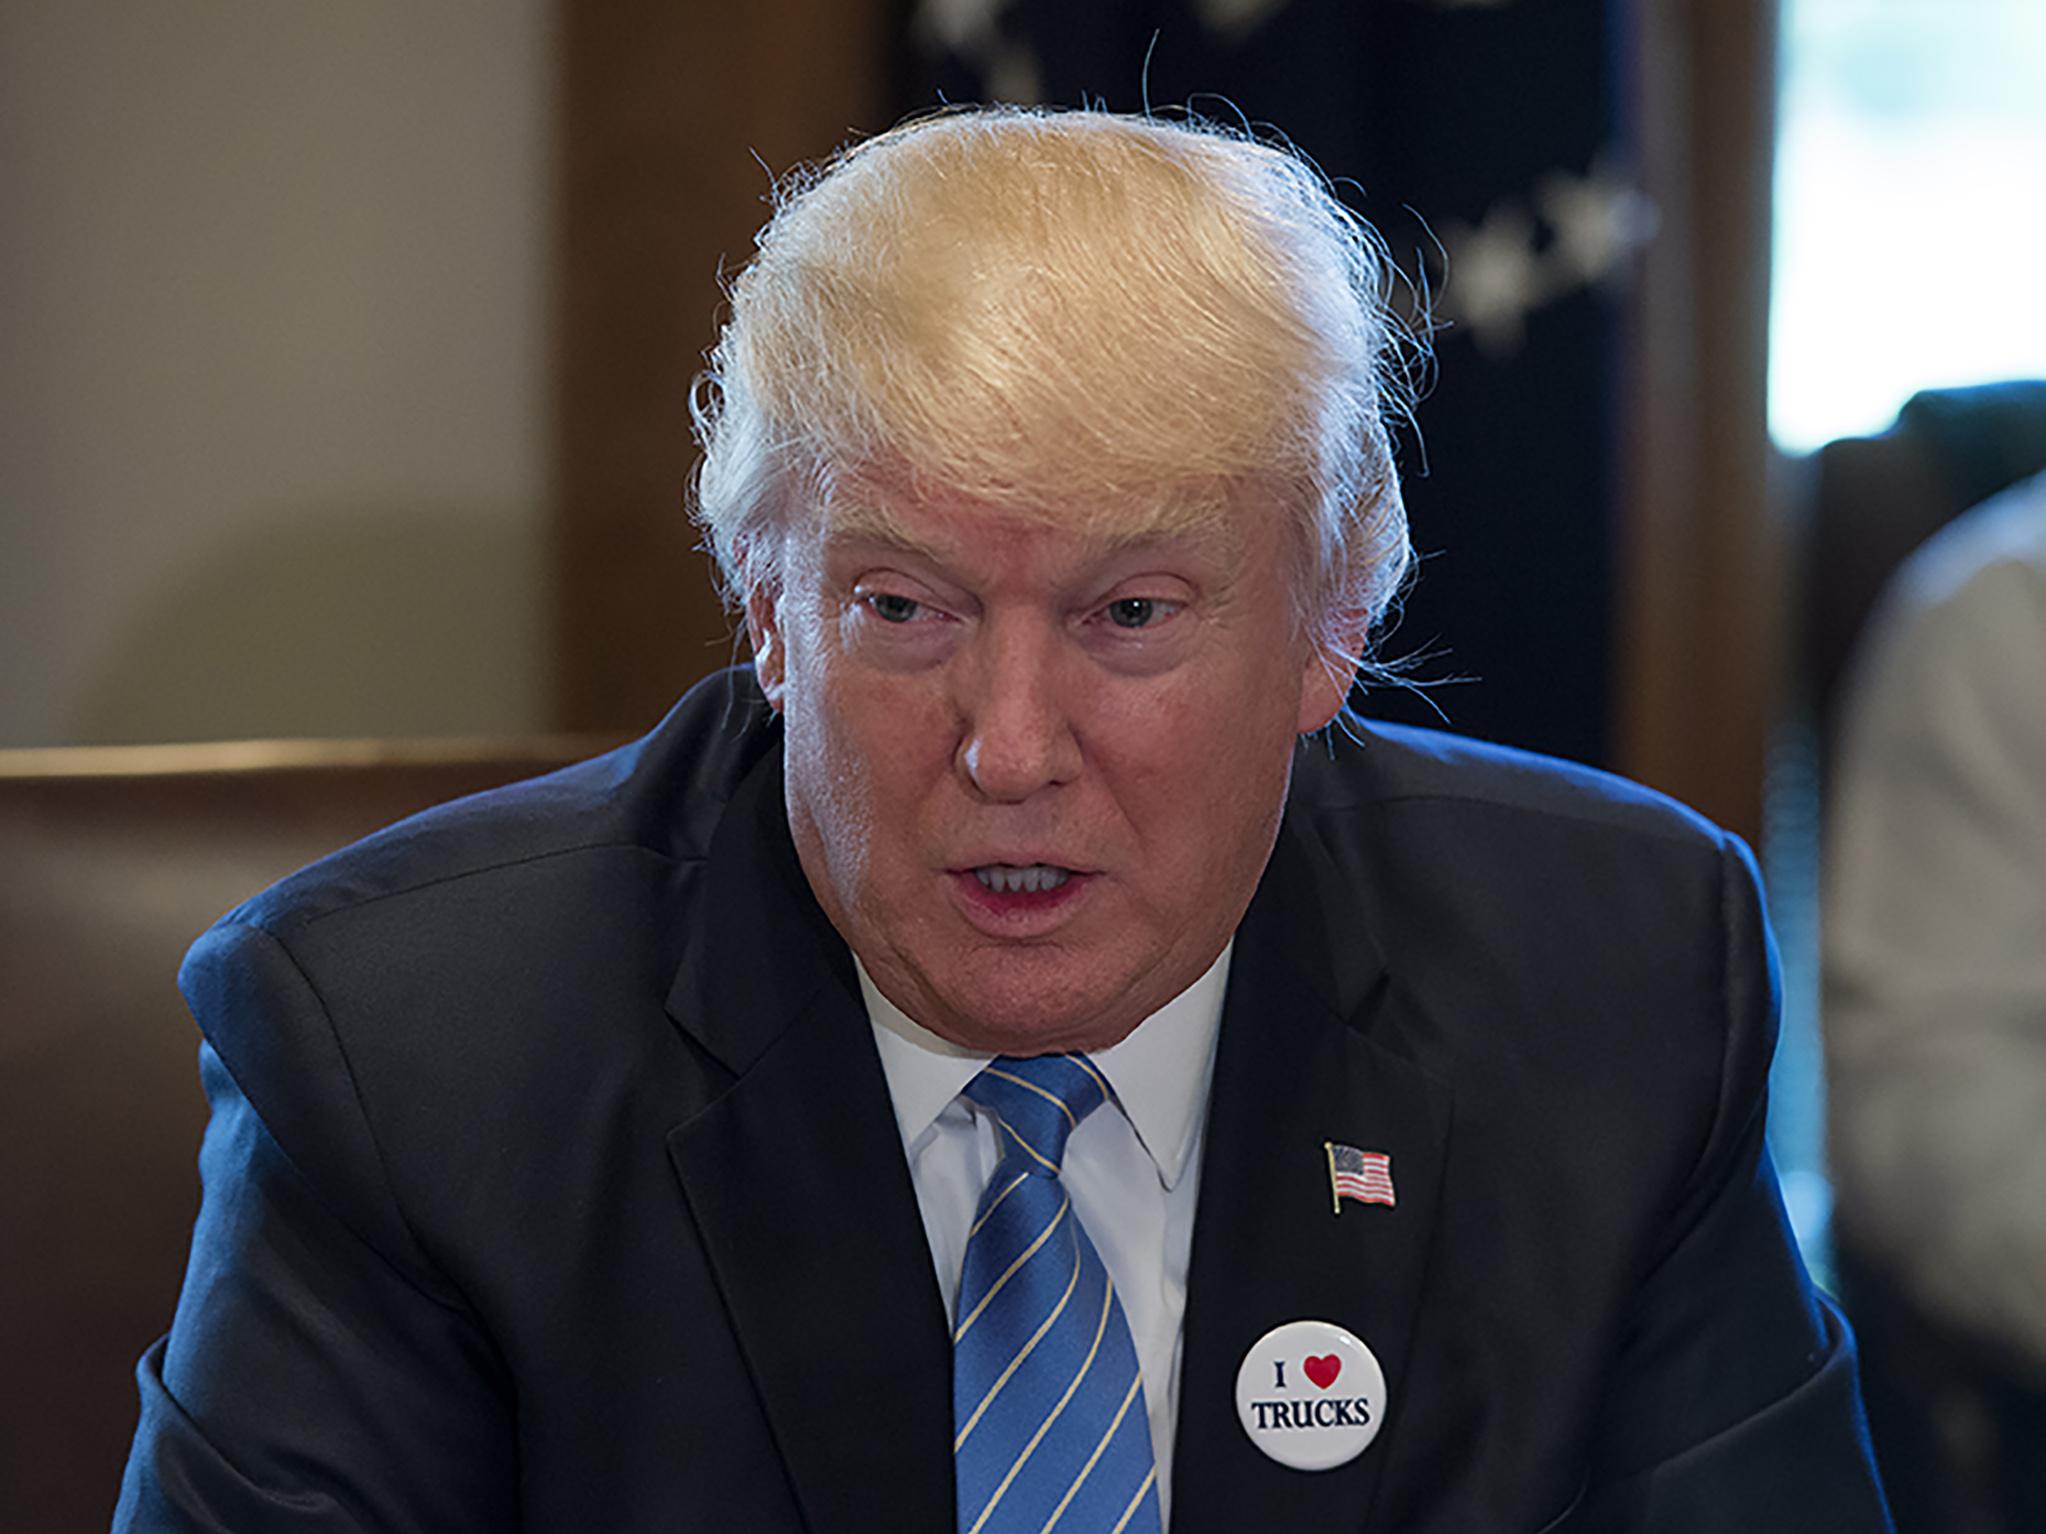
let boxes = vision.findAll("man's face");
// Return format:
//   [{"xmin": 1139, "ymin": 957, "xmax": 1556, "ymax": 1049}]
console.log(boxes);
[{"xmin": 750, "ymin": 485, "xmax": 1353, "ymax": 1055}]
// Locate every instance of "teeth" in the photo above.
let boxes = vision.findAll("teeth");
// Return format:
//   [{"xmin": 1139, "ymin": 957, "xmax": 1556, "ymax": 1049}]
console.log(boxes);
[{"xmin": 973, "ymin": 864, "xmax": 1072, "ymax": 895}]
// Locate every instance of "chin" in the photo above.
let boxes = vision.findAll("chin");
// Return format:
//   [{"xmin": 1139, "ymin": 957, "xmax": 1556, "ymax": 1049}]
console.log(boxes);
[
  {"xmin": 939, "ymin": 1008, "xmax": 1133, "ymax": 1057},
  {"xmin": 918, "ymin": 957, "xmax": 1153, "ymax": 1056}
]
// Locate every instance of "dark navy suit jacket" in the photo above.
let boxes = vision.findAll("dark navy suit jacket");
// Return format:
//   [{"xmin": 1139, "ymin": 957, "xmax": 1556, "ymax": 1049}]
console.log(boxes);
[{"xmin": 116, "ymin": 669, "xmax": 1890, "ymax": 1531}]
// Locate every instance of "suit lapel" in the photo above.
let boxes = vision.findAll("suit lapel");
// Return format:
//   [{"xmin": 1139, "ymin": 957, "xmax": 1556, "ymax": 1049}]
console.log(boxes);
[
  {"xmin": 663, "ymin": 749, "xmax": 955, "ymax": 1534},
  {"xmin": 1172, "ymin": 811, "xmax": 1454, "ymax": 1534}
]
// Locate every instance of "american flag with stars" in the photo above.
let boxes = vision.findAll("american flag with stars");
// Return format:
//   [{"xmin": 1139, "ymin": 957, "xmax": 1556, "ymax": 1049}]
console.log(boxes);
[{"xmin": 1326, "ymin": 1142, "xmax": 1396, "ymax": 1211}]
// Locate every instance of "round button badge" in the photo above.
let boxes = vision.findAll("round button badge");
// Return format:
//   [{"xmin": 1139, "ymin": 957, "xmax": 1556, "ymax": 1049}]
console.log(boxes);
[{"xmin": 1234, "ymin": 1319, "xmax": 1387, "ymax": 1471}]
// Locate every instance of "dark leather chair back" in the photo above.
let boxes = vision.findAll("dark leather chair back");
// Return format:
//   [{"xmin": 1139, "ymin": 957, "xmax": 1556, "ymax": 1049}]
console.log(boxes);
[
  {"xmin": 1805, "ymin": 379, "xmax": 2046, "ymax": 765},
  {"xmin": 0, "ymin": 738, "xmax": 603, "ymax": 1531}
]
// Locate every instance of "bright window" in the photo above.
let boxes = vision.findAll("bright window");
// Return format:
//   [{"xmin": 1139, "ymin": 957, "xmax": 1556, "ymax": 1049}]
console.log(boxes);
[{"xmin": 1770, "ymin": 0, "xmax": 2046, "ymax": 453}]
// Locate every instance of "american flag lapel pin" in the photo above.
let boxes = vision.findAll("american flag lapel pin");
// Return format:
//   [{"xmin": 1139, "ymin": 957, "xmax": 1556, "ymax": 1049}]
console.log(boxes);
[{"xmin": 1325, "ymin": 1141, "xmax": 1396, "ymax": 1213}]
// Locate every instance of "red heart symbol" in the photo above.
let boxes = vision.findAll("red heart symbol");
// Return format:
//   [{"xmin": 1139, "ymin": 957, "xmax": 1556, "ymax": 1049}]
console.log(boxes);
[{"xmin": 1303, "ymin": 1353, "xmax": 1342, "ymax": 1390}]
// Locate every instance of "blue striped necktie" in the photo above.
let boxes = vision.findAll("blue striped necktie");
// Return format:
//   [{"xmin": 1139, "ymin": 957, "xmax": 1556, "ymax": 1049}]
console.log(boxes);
[{"xmin": 952, "ymin": 1054, "xmax": 1163, "ymax": 1534}]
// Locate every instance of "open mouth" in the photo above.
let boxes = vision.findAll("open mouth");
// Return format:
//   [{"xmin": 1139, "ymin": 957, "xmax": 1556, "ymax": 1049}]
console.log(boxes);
[{"xmin": 972, "ymin": 863, "xmax": 1072, "ymax": 894}]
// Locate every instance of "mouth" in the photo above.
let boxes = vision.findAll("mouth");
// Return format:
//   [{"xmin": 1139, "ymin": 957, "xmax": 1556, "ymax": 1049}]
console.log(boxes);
[
  {"xmin": 952, "ymin": 861, "xmax": 1091, "ymax": 929},
  {"xmin": 971, "ymin": 863, "xmax": 1073, "ymax": 895}
]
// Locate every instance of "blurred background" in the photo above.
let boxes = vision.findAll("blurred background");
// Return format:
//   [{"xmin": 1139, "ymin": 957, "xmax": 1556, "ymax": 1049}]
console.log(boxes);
[
  {"xmin": 5, "ymin": 0, "xmax": 2045, "ymax": 1528},
  {"xmin": 0, "ymin": 0, "xmax": 1795, "ymax": 777}
]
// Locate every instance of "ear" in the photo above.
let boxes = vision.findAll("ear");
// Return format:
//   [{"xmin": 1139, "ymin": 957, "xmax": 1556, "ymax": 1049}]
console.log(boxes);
[
  {"xmin": 745, "ymin": 583, "xmax": 787, "ymax": 712},
  {"xmin": 1295, "ymin": 624, "xmax": 1369, "ymax": 736}
]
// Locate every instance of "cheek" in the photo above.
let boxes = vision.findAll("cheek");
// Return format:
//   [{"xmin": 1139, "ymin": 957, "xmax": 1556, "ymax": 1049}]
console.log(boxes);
[
  {"xmin": 787, "ymin": 662, "xmax": 957, "ymax": 880},
  {"xmin": 1095, "ymin": 669, "xmax": 1298, "ymax": 841},
  {"xmin": 778, "ymin": 638, "xmax": 874, "ymax": 882}
]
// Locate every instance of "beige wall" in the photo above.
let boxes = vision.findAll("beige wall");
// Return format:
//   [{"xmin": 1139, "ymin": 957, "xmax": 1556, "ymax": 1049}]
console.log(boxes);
[{"xmin": 0, "ymin": 2, "xmax": 551, "ymax": 747}]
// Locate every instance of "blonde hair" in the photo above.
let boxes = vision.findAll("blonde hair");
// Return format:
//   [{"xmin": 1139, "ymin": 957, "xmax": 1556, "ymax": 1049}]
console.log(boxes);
[{"xmin": 691, "ymin": 105, "xmax": 1417, "ymax": 669}]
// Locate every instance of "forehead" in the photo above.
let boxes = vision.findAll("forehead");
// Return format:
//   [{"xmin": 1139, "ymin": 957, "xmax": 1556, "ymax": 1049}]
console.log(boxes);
[{"xmin": 804, "ymin": 478, "xmax": 1283, "ymax": 570}]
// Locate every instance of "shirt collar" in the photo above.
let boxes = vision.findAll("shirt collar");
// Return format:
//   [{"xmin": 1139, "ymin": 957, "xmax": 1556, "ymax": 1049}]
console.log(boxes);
[{"xmin": 861, "ymin": 942, "xmax": 1231, "ymax": 1192}]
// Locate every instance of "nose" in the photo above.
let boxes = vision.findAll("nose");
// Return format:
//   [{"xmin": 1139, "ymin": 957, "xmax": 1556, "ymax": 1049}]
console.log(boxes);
[{"xmin": 956, "ymin": 618, "xmax": 1082, "ymax": 802}]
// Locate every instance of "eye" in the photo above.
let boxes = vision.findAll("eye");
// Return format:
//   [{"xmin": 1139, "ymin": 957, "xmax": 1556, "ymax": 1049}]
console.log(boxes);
[
  {"xmin": 1106, "ymin": 597, "xmax": 1164, "ymax": 629},
  {"xmin": 866, "ymin": 592, "xmax": 924, "ymax": 624}
]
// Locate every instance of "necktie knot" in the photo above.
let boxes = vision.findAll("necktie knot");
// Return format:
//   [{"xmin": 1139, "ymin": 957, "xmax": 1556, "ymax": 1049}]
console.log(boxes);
[{"xmin": 962, "ymin": 1053, "xmax": 1110, "ymax": 1176}]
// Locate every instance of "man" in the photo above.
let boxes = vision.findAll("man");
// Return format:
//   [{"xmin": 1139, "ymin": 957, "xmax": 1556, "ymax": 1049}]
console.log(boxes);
[
  {"xmin": 1829, "ymin": 470, "xmax": 2046, "ymax": 1359},
  {"xmin": 118, "ymin": 108, "xmax": 1888, "ymax": 1531},
  {"xmin": 1826, "ymin": 470, "xmax": 2046, "ymax": 1527}
]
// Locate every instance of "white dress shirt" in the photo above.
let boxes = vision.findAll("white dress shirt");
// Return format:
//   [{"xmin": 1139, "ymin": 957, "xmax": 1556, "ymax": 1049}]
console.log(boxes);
[{"xmin": 861, "ymin": 946, "xmax": 1230, "ymax": 1529}]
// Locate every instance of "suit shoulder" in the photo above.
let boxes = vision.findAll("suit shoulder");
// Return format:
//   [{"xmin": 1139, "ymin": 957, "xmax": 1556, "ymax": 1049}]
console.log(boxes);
[
  {"xmin": 1295, "ymin": 718, "xmax": 1729, "ymax": 854},
  {"xmin": 219, "ymin": 669, "xmax": 779, "ymax": 940}
]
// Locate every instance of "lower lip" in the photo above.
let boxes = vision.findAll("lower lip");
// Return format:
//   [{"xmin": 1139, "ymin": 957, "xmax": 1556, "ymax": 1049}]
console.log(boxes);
[{"xmin": 950, "ymin": 870, "xmax": 1091, "ymax": 929}]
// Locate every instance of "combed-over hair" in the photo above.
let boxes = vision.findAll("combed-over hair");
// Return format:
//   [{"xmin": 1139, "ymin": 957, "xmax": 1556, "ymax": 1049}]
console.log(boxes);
[{"xmin": 691, "ymin": 105, "xmax": 1416, "ymax": 670}]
